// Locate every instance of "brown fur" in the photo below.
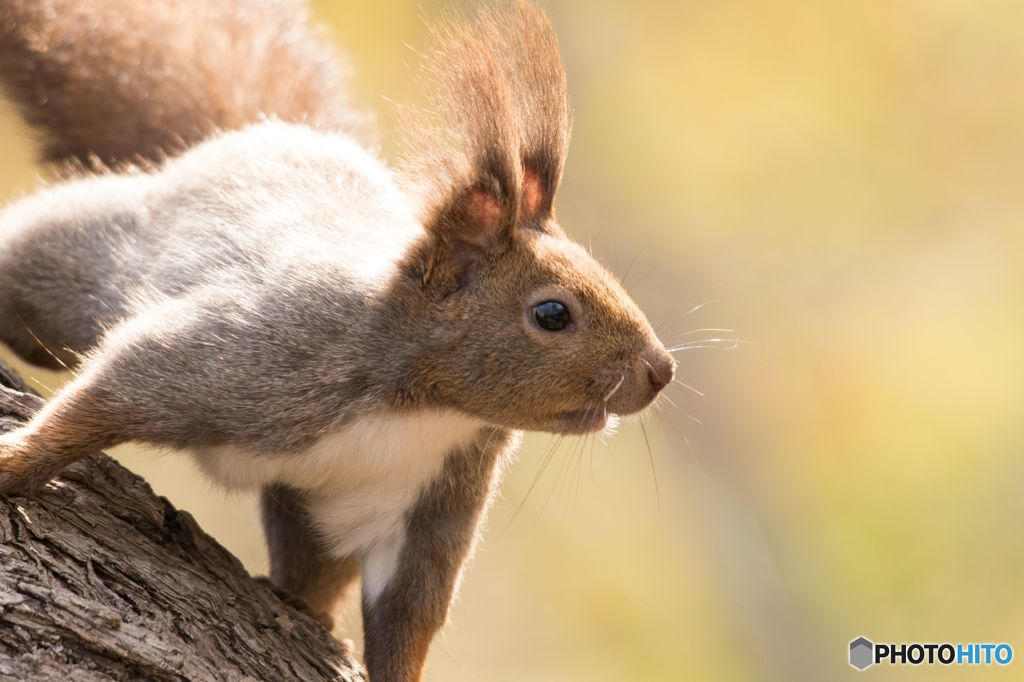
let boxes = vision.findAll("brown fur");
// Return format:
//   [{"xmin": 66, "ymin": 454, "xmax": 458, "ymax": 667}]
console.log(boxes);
[
  {"xmin": 0, "ymin": 378, "xmax": 117, "ymax": 492},
  {"xmin": 0, "ymin": 3, "xmax": 674, "ymax": 680},
  {"xmin": 362, "ymin": 427, "xmax": 512, "ymax": 682},
  {"xmin": 401, "ymin": 2, "xmax": 570, "ymax": 235},
  {"xmin": 260, "ymin": 484, "xmax": 361, "ymax": 630},
  {"xmin": 0, "ymin": 0, "xmax": 371, "ymax": 168}
]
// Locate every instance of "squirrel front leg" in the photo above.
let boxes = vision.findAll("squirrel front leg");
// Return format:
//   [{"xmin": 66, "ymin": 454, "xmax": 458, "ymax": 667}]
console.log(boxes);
[
  {"xmin": 0, "ymin": 297, "xmax": 219, "ymax": 494},
  {"xmin": 360, "ymin": 428, "xmax": 513, "ymax": 682},
  {"xmin": 260, "ymin": 483, "xmax": 361, "ymax": 631},
  {"xmin": 0, "ymin": 366, "xmax": 124, "ymax": 493}
]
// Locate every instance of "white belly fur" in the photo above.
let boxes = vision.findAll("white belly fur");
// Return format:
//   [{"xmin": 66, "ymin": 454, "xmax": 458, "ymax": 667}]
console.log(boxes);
[{"xmin": 190, "ymin": 409, "xmax": 484, "ymax": 565}]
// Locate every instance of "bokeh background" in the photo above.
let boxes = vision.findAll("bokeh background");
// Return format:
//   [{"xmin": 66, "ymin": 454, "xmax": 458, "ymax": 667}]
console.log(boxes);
[{"xmin": 3, "ymin": 1, "xmax": 1024, "ymax": 679}]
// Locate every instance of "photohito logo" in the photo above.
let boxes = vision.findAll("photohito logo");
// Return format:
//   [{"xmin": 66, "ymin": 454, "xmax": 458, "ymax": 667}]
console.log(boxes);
[{"xmin": 849, "ymin": 636, "xmax": 1013, "ymax": 671}]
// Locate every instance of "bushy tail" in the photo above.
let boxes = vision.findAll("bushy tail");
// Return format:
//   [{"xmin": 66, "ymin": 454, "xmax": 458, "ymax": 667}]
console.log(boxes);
[{"xmin": 0, "ymin": 0, "xmax": 368, "ymax": 168}]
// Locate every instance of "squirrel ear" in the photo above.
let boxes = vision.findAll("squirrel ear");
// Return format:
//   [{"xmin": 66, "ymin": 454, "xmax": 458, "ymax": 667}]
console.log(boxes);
[
  {"xmin": 521, "ymin": 166, "xmax": 556, "ymax": 224},
  {"xmin": 422, "ymin": 175, "xmax": 516, "ymax": 293},
  {"xmin": 437, "ymin": 183, "xmax": 513, "ymax": 251},
  {"xmin": 521, "ymin": 169, "xmax": 544, "ymax": 223},
  {"xmin": 405, "ymin": 0, "xmax": 570, "ymax": 278}
]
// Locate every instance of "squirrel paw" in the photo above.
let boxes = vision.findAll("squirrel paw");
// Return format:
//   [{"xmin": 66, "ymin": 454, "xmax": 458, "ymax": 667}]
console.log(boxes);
[
  {"xmin": 0, "ymin": 433, "xmax": 52, "ymax": 496},
  {"xmin": 255, "ymin": 576, "xmax": 336, "ymax": 631}
]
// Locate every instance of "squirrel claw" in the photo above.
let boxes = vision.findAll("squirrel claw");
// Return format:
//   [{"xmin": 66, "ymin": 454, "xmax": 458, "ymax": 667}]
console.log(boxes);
[{"xmin": 255, "ymin": 576, "xmax": 336, "ymax": 631}]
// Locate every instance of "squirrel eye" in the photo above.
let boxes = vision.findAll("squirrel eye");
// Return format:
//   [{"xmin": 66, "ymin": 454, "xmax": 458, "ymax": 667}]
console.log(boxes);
[{"xmin": 533, "ymin": 300, "xmax": 571, "ymax": 332}]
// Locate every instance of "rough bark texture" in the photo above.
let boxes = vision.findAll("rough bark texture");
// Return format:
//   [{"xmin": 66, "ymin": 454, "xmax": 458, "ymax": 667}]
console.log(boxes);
[{"xmin": 0, "ymin": 358, "xmax": 366, "ymax": 681}]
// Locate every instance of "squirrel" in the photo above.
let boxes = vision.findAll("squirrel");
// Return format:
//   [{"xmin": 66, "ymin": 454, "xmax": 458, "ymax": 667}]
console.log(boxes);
[{"xmin": 0, "ymin": 0, "xmax": 675, "ymax": 679}]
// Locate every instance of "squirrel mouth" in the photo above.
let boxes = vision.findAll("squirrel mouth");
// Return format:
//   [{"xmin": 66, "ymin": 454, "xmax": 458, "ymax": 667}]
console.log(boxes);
[{"xmin": 556, "ymin": 407, "xmax": 610, "ymax": 434}]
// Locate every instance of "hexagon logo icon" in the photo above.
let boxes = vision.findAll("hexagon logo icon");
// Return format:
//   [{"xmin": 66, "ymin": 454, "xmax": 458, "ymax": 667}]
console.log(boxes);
[{"xmin": 850, "ymin": 636, "xmax": 874, "ymax": 670}]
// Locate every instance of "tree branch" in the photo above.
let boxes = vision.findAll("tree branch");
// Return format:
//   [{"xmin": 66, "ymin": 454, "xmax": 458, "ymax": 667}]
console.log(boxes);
[{"xmin": 0, "ymin": 358, "xmax": 366, "ymax": 681}]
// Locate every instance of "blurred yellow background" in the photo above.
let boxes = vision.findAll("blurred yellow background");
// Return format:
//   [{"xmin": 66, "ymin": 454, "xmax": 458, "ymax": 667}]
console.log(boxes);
[{"xmin": 3, "ymin": 1, "xmax": 1024, "ymax": 680}]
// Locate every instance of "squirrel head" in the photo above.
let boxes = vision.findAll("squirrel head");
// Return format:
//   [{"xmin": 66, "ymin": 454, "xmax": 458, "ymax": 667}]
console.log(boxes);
[{"xmin": 400, "ymin": 2, "xmax": 674, "ymax": 434}]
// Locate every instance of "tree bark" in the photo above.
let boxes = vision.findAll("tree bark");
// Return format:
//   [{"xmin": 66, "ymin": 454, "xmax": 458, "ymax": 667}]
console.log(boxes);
[{"xmin": 0, "ymin": 358, "xmax": 366, "ymax": 681}]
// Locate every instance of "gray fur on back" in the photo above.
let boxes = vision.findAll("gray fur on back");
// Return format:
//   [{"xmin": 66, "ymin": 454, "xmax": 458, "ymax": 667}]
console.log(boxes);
[{"xmin": 0, "ymin": 122, "xmax": 424, "ymax": 452}]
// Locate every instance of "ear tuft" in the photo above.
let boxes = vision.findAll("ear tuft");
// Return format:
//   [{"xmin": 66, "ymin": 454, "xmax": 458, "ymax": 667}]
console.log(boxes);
[{"xmin": 399, "ymin": 1, "xmax": 570, "ymax": 239}]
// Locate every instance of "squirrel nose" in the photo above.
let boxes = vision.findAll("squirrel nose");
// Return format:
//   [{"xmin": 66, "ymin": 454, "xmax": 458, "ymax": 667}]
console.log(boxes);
[
  {"xmin": 645, "ymin": 347, "xmax": 675, "ymax": 393},
  {"xmin": 647, "ymin": 367, "xmax": 669, "ymax": 392}
]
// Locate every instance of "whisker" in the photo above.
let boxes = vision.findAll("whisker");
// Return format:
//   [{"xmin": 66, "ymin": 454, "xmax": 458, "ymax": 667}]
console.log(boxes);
[
  {"xmin": 661, "ymin": 385, "xmax": 705, "ymax": 424},
  {"xmin": 504, "ymin": 433, "xmax": 565, "ymax": 528},
  {"xmin": 667, "ymin": 337, "xmax": 744, "ymax": 353},
  {"xmin": 579, "ymin": 402, "xmax": 606, "ymax": 501},
  {"xmin": 571, "ymin": 428, "xmax": 590, "ymax": 505},
  {"xmin": 560, "ymin": 403, "xmax": 601, "ymax": 509},
  {"xmin": 603, "ymin": 374, "xmax": 625, "ymax": 403},
  {"xmin": 566, "ymin": 418, "xmax": 590, "ymax": 507},
  {"xmin": 548, "ymin": 430, "xmax": 580, "ymax": 512},
  {"xmin": 656, "ymin": 407, "xmax": 702, "ymax": 470},
  {"xmin": 546, "ymin": 440, "xmax": 577, "ymax": 513},
  {"xmin": 589, "ymin": 413, "xmax": 600, "ymax": 485},
  {"xmin": 620, "ymin": 250, "xmax": 641, "ymax": 288},
  {"xmin": 681, "ymin": 300, "xmax": 717, "ymax": 318},
  {"xmin": 659, "ymin": 391, "xmax": 700, "ymax": 421},
  {"xmin": 625, "ymin": 265, "xmax": 656, "ymax": 296},
  {"xmin": 672, "ymin": 377, "xmax": 704, "ymax": 397},
  {"xmin": 639, "ymin": 416, "xmax": 660, "ymax": 508},
  {"xmin": 656, "ymin": 299, "xmax": 719, "ymax": 336},
  {"xmin": 667, "ymin": 328, "xmax": 737, "ymax": 343},
  {"xmin": 507, "ymin": 369, "xmax": 633, "ymax": 523},
  {"xmin": 589, "ymin": 412, "xmax": 600, "ymax": 485},
  {"xmin": 639, "ymin": 357, "xmax": 663, "ymax": 382}
]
